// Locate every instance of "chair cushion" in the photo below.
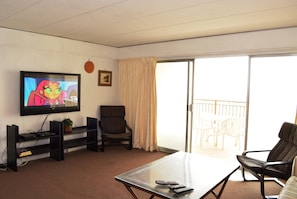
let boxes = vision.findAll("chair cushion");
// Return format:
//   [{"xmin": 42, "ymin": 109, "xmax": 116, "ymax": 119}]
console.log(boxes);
[
  {"xmin": 236, "ymin": 155, "xmax": 288, "ymax": 179},
  {"xmin": 104, "ymin": 132, "xmax": 131, "ymax": 139},
  {"xmin": 267, "ymin": 122, "xmax": 297, "ymax": 176},
  {"xmin": 100, "ymin": 106, "xmax": 125, "ymax": 117},
  {"xmin": 278, "ymin": 122, "xmax": 297, "ymax": 145},
  {"xmin": 100, "ymin": 106, "xmax": 127, "ymax": 134},
  {"xmin": 100, "ymin": 118, "xmax": 126, "ymax": 134},
  {"xmin": 99, "ymin": 105, "xmax": 132, "ymax": 151}
]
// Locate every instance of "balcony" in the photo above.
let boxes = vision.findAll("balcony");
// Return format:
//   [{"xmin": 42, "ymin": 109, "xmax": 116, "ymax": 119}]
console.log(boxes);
[{"xmin": 191, "ymin": 99, "xmax": 247, "ymax": 159}]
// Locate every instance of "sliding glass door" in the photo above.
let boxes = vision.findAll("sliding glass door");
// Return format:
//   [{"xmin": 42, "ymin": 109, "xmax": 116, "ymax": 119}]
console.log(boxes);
[
  {"xmin": 248, "ymin": 55, "xmax": 297, "ymax": 150},
  {"xmin": 191, "ymin": 57, "xmax": 248, "ymax": 159},
  {"xmin": 156, "ymin": 61, "xmax": 193, "ymax": 152},
  {"xmin": 156, "ymin": 55, "xmax": 297, "ymax": 159}
]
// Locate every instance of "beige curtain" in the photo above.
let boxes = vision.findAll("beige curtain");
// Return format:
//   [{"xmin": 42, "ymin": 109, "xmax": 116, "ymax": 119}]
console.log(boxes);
[{"xmin": 118, "ymin": 57, "xmax": 158, "ymax": 151}]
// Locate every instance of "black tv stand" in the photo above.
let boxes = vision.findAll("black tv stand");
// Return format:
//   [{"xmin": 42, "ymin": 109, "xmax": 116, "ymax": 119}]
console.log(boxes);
[
  {"xmin": 7, "ymin": 117, "xmax": 98, "ymax": 171},
  {"xmin": 61, "ymin": 117, "xmax": 98, "ymax": 160}
]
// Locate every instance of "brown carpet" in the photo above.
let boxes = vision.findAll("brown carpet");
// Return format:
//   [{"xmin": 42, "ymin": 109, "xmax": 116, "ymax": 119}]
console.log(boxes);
[{"xmin": 0, "ymin": 146, "xmax": 282, "ymax": 199}]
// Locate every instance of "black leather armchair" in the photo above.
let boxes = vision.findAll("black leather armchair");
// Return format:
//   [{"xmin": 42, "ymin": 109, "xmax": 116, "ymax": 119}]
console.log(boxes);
[
  {"xmin": 236, "ymin": 122, "xmax": 297, "ymax": 199},
  {"xmin": 99, "ymin": 106, "xmax": 132, "ymax": 152}
]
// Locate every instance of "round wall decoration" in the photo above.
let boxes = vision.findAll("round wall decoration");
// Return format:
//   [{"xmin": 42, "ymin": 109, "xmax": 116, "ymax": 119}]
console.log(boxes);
[{"xmin": 84, "ymin": 60, "xmax": 94, "ymax": 73}]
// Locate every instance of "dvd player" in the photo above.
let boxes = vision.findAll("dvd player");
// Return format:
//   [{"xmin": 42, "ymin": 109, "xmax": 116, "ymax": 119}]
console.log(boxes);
[
  {"xmin": 19, "ymin": 133, "xmax": 37, "ymax": 140},
  {"xmin": 35, "ymin": 132, "xmax": 55, "ymax": 137}
]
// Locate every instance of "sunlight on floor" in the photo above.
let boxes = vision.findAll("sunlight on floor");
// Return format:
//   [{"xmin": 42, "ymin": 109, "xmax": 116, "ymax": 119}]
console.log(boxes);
[{"xmin": 191, "ymin": 129, "xmax": 244, "ymax": 161}]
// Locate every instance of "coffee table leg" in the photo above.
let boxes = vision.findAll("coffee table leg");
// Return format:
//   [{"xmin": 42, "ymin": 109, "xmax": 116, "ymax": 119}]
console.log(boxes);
[
  {"xmin": 209, "ymin": 167, "xmax": 239, "ymax": 199},
  {"xmin": 123, "ymin": 184, "xmax": 139, "ymax": 199},
  {"xmin": 210, "ymin": 176, "xmax": 229, "ymax": 199},
  {"xmin": 122, "ymin": 184, "xmax": 155, "ymax": 199}
]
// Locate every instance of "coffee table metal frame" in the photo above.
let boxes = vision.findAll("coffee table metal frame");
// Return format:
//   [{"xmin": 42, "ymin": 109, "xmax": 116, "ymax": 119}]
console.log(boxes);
[{"xmin": 115, "ymin": 151, "xmax": 239, "ymax": 199}]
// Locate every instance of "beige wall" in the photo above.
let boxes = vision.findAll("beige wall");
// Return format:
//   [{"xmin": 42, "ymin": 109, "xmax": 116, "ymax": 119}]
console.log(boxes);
[{"xmin": 0, "ymin": 28, "xmax": 118, "ymax": 158}]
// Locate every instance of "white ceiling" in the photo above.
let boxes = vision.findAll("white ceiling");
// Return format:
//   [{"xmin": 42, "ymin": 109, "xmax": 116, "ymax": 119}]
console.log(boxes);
[{"xmin": 0, "ymin": 0, "xmax": 297, "ymax": 48}]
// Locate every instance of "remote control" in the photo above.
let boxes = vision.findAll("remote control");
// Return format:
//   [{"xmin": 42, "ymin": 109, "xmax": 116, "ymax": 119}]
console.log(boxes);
[
  {"xmin": 169, "ymin": 184, "xmax": 186, "ymax": 190},
  {"xmin": 173, "ymin": 187, "xmax": 194, "ymax": 194},
  {"xmin": 167, "ymin": 181, "xmax": 179, "ymax": 185},
  {"xmin": 155, "ymin": 180, "xmax": 168, "ymax": 185},
  {"xmin": 155, "ymin": 180, "xmax": 179, "ymax": 185}
]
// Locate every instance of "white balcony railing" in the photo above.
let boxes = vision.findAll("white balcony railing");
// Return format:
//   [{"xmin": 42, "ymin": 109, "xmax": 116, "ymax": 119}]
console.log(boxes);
[{"xmin": 192, "ymin": 99, "xmax": 247, "ymax": 130}]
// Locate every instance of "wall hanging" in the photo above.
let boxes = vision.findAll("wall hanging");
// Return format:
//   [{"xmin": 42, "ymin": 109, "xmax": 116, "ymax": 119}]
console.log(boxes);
[{"xmin": 98, "ymin": 70, "xmax": 112, "ymax": 86}]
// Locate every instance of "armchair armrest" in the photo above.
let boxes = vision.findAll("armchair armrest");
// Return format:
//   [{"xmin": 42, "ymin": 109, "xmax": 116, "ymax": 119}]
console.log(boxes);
[
  {"xmin": 263, "ymin": 160, "xmax": 292, "ymax": 169},
  {"xmin": 242, "ymin": 149, "xmax": 271, "ymax": 156}
]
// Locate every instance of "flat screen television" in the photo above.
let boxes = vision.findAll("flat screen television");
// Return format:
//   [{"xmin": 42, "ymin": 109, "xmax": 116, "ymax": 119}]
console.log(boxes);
[{"xmin": 20, "ymin": 71, "xmax": 81, "ymax": 116}]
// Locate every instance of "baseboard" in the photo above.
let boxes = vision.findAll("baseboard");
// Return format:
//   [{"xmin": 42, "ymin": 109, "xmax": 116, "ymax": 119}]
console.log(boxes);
[{"xmin": 158, "ymin": 147, "xmax": 178, "ymax": 154}]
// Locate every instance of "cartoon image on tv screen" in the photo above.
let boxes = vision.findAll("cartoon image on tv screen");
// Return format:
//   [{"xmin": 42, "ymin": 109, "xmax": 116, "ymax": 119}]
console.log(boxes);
[{"xmin": 25, "ymin": 78, "xmax": 78, "ymax": 107}]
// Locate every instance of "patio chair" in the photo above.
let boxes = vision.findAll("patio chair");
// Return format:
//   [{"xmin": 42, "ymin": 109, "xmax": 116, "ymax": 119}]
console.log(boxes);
[
  {"xmin": 236, "ymin": 122, "xmax": 297, "ymax": 199},
  {"xmin": 218, "ymin": 118, "xmax": 243, "ymax": 150},
  {"xmin": 198, "ymin": 116, "xmax": 215, "ymax": 146},
  {"xmin": 99, "ymin": 105, "xmax": 133, "ymax": 152}
]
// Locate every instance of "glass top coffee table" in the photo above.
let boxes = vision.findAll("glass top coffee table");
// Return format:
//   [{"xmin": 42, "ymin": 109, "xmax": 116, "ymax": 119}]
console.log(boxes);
[{"xmin": 115, "ymin": 151, "xmax": 239, "ymax": 199}]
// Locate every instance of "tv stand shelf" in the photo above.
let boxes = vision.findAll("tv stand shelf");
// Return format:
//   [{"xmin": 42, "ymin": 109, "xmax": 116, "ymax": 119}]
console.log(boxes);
[
  {"xmin": 62, "ymin": 118, "xmax": 98, "ymax": 156},
  {"xmin": 7, "ymin": 117, "xmax": 98, "ymax": 172},
  {"xmin": 17, "ymin": 144, "xmax": 56, "ymax": 157}
]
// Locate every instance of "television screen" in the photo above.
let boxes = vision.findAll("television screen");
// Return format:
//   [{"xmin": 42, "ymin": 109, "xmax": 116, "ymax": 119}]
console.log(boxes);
[{"xmin": 20, "ymin": 71, "xmax": 81, "ymax": 116}]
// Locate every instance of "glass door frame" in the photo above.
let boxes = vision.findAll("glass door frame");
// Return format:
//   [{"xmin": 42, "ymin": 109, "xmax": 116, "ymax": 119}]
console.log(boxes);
[
  {"xmin": 156, "ymin": 59, "xmax": 194, "ymax": 153},
  {"xmin": 157, "ymin": 54, "xmax": 297, "ymax": 155}
]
